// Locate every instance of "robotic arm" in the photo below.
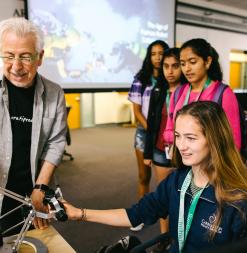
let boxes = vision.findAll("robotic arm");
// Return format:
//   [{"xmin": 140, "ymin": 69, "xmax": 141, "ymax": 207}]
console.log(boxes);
[{"xmin": 0, "ymin": 186, "xmax": 67, "ymax": 253}]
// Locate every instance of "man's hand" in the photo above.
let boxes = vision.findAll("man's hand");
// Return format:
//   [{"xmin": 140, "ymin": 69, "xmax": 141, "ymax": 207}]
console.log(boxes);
[{"xmin": 30, "ymin": 189, "xmax": 49, "ymax": 229}]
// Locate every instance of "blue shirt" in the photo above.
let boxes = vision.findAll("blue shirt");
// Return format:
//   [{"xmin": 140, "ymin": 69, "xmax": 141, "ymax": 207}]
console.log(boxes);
[{"xmin": 126, "ymin": 168, "xmax": 247, "ymax": 253}]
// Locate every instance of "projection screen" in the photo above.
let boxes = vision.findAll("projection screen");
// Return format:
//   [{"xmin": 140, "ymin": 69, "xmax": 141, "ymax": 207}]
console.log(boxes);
[{"xmin": 26, "ymin": 0, "xmax": 176, "ymax": 90}]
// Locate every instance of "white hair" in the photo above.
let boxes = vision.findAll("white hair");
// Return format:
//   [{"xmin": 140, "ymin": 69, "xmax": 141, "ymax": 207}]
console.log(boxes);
[{"xmin": 0, "ymin": 17, "xmax": 44, "ymax": 52}]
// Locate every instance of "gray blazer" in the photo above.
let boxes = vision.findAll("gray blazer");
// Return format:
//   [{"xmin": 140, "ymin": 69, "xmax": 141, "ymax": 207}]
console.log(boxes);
[{"xmin": 0, "ymin": 74, "xmax": 67, "ymax": 211}]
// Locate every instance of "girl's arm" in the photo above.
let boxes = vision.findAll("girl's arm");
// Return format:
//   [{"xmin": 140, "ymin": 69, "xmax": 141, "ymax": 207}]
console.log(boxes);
[
  {"xmin": 222, "ymin": 88, "xmax": 241, "ymax": 150},
  {"xmin": 133, "ymin": 103, "xmax": 147, "ymax": 129},
  {"xmin": 63, "ymin": 201, "xmax": 132, "ymax": 227}
]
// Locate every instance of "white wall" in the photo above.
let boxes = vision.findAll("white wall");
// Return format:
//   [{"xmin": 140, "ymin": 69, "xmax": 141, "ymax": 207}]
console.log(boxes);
[
  {"xmin": 94, "ymin": 92, "xmax": 131, "ymax": 124},
  {"xmin": 176, "ymin": 24, "xmax": 247, "ymax": 84},
  {"xmin": 0, "ymin": 1, "xmax": 25, "ymax": 20}
]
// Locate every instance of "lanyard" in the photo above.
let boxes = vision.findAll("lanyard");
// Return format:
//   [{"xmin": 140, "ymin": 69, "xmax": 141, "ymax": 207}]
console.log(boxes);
[
  {"xmin": 151, "ymin": 76, "xmax": 157, "ymax": 88},
  {"xmin": 177, "ymin": 170, "xmax": 205, "ymax": 253},
  {"xmin": 166, "ymin": 89, "xmax": 170, "ymax": 112},
  {"xmin": 183, "ymin": 78, "xmax": 211, "ymax": 106}
]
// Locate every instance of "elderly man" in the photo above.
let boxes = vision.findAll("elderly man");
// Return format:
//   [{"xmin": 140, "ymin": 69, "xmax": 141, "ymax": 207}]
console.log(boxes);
[{"xmin": 0, "ymin": 17, "xmax": 67, "ymax": 235}]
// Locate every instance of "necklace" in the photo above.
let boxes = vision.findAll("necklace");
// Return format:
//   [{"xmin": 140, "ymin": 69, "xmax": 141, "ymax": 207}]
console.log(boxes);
[{"xmin": 190, "ymin": 179, "xmax": 203, "ymax": 198}]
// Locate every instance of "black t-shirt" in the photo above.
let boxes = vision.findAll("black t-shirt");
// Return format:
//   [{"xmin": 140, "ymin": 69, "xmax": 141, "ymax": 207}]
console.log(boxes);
[
  {"xmin": 5, "ymin": 81, "xmax": 35, "ymax": 195},
  {"xmin": 1, "ymin": 81, "xmax": 36, "ymax": 235}
]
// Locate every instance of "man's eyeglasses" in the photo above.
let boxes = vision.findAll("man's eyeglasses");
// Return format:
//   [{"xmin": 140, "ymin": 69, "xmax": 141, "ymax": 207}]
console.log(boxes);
[{"xmin": 0, "ymin": 54, "xmax": 38, "ymax": 65}]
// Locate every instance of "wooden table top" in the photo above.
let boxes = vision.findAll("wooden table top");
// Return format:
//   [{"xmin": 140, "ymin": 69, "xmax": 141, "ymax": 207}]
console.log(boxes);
[{"xmin": 2, "ymin": 226, "xmax": 76, "ymax": 253}]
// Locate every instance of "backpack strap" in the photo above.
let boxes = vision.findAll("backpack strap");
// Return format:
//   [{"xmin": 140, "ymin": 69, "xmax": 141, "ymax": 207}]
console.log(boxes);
[
  {"xmin": 168, "ymin": 84, "xmax": 186, "ymax": 120},
  {"xmin": 173, "ymin": 85, "xmax": 185, "ymax": 106},
  {"xmin": 212, "ymin": 82, "xmax": 228, "ymax": 105}
]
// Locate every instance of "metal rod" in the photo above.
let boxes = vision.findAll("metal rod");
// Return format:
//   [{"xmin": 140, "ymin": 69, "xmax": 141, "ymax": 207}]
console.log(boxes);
[
  {"xmin": 0, "ymin": 203, "xmax": 25, "ymax": 220},
  {"xmin": 0, "ymin": 187, "xmax": 28, "ymax": 201},
  {"xmin": 2, "ymin": 220, "xmax": 25, "ymax": 235},
  {"xmin": 13, "ymin": 210, "xmax": 35, "ymax": 252},
  {"xmin": 0, "ymin": 190, "xmax": 31, "ymax": 206}
]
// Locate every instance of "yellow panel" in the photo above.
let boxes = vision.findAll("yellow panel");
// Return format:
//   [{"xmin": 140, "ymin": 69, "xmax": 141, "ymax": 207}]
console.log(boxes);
[
  {"xmin": 230, "ymin": 62, "xmax": 241, "ymax": 89},
  {"xmin": 65, "ymin": 94, "xmax": 80, "ymax": 129}
]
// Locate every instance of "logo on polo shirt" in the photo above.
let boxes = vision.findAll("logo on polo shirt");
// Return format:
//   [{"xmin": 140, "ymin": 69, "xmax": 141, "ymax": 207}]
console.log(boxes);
[{"xmin": 201, "ymin": 214, "xmax": 222, "ymax": 234}]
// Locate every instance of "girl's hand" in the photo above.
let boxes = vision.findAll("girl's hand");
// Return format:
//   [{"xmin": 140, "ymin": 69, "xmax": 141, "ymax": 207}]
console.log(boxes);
[{"xmin": 61, "ymin": 200, "xmax": 83, "ymax": 221}]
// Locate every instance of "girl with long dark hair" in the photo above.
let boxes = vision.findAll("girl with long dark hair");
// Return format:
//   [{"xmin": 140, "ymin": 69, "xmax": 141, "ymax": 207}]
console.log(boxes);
[
  {"xmin": 127, "ymin": 40, "xmax": 169, "ymax": 231},
  {"xmin": 143, "ymin": 48, "xmax": 186, "ymax": 240}
]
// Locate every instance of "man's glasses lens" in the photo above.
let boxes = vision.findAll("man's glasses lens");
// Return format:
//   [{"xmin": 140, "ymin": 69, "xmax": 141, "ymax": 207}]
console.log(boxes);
[{"xmin": 0, "ymin": 55, "xmax": 37, "ymax": 65}]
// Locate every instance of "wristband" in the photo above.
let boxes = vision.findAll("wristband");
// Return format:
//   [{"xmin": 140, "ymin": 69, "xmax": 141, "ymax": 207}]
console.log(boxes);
[
  {"xmin": 80, "ymin": 208, "xmax": 87, "ymax": 221},
  {"xmin": 34, "ymin": 184, "xmax": 49, "ymax": 192}
]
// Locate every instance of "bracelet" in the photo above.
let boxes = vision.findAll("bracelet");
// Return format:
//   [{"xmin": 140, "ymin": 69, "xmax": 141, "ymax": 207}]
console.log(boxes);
[
  {"xmin": 80, "ymin": 208, "xmax": 87, "ymax": 221},
  {"xmin": 34, "ymin": 184, "xmax": 49, "ymax": 192}
]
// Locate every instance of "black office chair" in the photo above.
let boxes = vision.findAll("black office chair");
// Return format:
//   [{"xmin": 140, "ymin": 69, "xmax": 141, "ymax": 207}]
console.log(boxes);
[
  {"xmin": 95, "ymin": 233, "xmax": 171, "ymax": 253},
  {"xmin": 63, "ymin": 106, "xmax": 74, "ymax": 161}
]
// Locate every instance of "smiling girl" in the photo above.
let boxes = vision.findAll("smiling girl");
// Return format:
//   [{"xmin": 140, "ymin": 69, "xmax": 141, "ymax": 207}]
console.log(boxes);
[{"xmin": 62, "ymin": 101, "xmax": 247, "ymax": 253}]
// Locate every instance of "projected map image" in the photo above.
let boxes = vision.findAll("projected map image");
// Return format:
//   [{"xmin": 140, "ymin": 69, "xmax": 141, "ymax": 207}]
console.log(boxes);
[{"xmin": 28, "ymin": 0, "xmax": 175, "ymax": 89}]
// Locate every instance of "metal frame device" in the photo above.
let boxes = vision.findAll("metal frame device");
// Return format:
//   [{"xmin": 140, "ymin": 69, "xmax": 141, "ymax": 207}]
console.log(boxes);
[{"xmin": 0, "ymin": 186, "xmax": 67, "ymax": 253}]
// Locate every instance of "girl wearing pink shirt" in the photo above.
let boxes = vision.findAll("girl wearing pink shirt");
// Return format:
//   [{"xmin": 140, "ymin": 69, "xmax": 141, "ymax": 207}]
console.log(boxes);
[{"xmin": 163, "ymin": 38, "xmax": 241, "ymax": 150}]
